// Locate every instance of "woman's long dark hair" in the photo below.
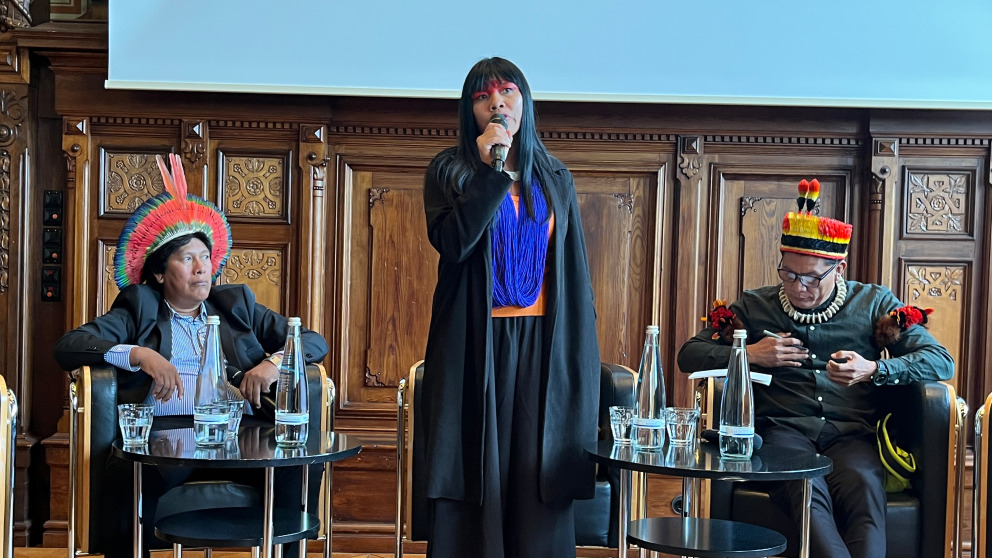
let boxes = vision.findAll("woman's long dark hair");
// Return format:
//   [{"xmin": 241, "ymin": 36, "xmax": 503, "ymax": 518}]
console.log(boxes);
[{"xmin": 445, "ymin": 57, "xmax": 550, "ymax": 219}]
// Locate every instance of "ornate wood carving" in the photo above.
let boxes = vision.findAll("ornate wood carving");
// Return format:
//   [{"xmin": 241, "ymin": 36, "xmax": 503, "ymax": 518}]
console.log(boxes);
[
  {"xmin": 298, "ymin": 124, "xmax": 327, "ymax": 333},
  {"xmin": 0, "ymin": 149, "xmax": 8, "ymax": 293},
  {"xmin": 369, "ymin": 188, "xmax": 389, "ymax": 208},
  {"xmin": 868, "ymin": 137, "xmax": 899, "ymax": 285},
  {"xmin": 0, "ymin": 0, "xmax": 31, "ymax": 31},
  {"xmin": 613, "ymin": 192, "xmax": 634, "ymax": 214},
  {"xmin": 705, "ymin": 135, "xmax": 862, "ymax": 146},
  {"xmin": 103, "ymin": 153, "xmax": 166, "ymax": 213},
  {"xmin": 905, "ymin": 264, "xmax": 965, "ymax": 371},
  {"xmin": 221, "ymin": 154, "xmax": 285, "ymax": 218},
  {"xmin": 220, "ymin": 248, "xmax": 284, "ymax": 312},
  {"xmin": 364, "ymin": 367, "xmax": 387, "ymax": 388},
  {"xmin": 740, "ymin": 196, "xmax": 763, "ymax": 216},
  {"xmin": 181, "ymin": 120, "xmax": 206, "ymax": 166},
  {"xmin": 678, "ymin": 136, "xmax": 701, "ymax": 178},
  {"xmin": 906, "ymin": 171, "xmax": 969, "ymax": 234},
  {"xmin": 101, "ymin": 244, "xmax": 118, "ymax": 315}
]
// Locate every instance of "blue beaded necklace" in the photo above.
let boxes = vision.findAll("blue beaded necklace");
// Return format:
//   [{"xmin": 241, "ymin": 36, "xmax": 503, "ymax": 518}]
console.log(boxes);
[{"xmin": 492, "ymin": 177, "xmax": 550, "ymax": 308}]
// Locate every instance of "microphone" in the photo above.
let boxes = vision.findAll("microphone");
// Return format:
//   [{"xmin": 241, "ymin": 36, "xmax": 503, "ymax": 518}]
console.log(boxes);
[{"xmin": 489, "ymin": 113, "xmax": 508, "ymax": 173}]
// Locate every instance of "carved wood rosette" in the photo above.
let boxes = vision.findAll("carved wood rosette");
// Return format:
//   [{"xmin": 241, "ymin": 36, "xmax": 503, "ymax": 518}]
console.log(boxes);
[
  {"xmin": 298, "ymin": 124, "xmax": 327, "ymax": 333},
  {"xmin": 905, "ymin": 171, "xmax": 969, "ymax": 236}
]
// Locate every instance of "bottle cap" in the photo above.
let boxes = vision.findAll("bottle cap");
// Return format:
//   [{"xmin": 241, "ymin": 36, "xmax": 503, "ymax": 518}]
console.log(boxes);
[
  {"xmin": 646, "ymin": 325, "xmax": 659, "ymax": 334},
  {"xmin": 288, "ymin": 317, "xmax": 302, "ymax": 327},
  {"xmin": 733, "ymin": 329, "xmax": 747, "ymax": 339},
  {"xmin": 205, "ymin": 315, "xmax": 220, "ymax": 325}
]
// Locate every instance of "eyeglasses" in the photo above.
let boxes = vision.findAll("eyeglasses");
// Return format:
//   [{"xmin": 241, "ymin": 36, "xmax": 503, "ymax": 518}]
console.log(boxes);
[{"xmin": 777, "ymin": 259, "xmax": 840, "ymax": 288}]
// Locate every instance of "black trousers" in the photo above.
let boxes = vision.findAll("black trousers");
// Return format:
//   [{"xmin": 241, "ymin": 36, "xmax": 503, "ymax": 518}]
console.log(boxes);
[
  {"xmin": 761, "ymin": 422, "xmax": 887, "ymax": 558},
  {"xmin": 427, "ymin": 316, "xmax": 576, "ymax": 558},
  {"xmin": 101, "ymin": 416, "xmax": 322, "ymax": 558}
]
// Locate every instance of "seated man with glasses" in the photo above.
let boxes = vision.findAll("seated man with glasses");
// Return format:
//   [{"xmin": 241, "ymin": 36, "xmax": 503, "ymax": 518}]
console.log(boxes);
[{"xmin": 677, "ymin": 179, "xmax": 953, "ymax": 558}]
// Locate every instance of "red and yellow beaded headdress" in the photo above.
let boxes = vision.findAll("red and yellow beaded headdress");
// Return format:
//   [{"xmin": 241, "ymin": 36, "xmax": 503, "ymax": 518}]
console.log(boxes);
[
  {"xmin": 780, "ymin": 179, "xmax": 852, "ymax": 260},
  {"xmin": 113, "ymin": 154, "xmax": 232, "ymax": 289}
]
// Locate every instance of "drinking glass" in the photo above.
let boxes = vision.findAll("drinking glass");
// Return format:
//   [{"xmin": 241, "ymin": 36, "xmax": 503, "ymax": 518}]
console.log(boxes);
[
  {"xmin": 117, "ymin": 403, "xmax": 154, "ymax": 446},
  {"xmin": 608, "ymin": 405, "xmax": 635, "ymax": 445},
  {"xmin": 665, "ymin": 407, "xmax": 700, "ymax": 446}
]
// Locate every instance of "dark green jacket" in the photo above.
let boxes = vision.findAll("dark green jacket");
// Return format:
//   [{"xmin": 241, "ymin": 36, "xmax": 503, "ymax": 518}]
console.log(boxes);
[{"xmin": 677, "ymin": 280, "xmax": 953, "ymax": 439}]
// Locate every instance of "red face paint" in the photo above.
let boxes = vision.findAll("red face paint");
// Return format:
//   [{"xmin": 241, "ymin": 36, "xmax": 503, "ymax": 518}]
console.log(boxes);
[{"xmin": 471, "ymin": 80, "xmax": 519, "ymax": 101}]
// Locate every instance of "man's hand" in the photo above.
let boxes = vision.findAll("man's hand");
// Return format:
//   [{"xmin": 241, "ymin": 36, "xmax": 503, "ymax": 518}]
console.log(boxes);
[
  {"xmin": 746, "ymin": 333, "xmax": 808, "ymax": 368},
  {"xmin": 826, "ymin": 350, "xmax": 877, "ymax": 386},
  {"xmin": 131, "ymin": 347, "xmax": 183, "ymax": 401},
  {"xmin": 240, "ymin": 360, "xmax": 279, "ymax": 409}
]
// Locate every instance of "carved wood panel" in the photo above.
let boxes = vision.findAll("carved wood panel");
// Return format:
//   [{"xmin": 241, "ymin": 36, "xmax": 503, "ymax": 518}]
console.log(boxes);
[
  {"xmin": 574, "ymin": 173, "xmax": 658, "ymax": 369},
  {"xmin": 903, "ymin": 263, "xmax": 966, "ymax": 395},
  {"xmin": 904, "ymin": 170, "xmax": 972, "ymax": 237},
  {"xmin": 339, "ymin": 162, "xmax": 662, "ymax": 411},
  {"xmin": 342, "ymin": 166, "xmax": 435, "ymax": 407},
  {"xmin": 888, "ymin": 156, "xmax": 985, "ymax": 409},
  {"xmin": 101, "ymin": 151, "xmax": 165, "ymax": 215},
  {"xmin": 218, "ymin": 246, "xmax": 285, "ymax": 313},
  {"xmin": 219, "ymin": 152, "xmax": 288, "ymax": 220}
]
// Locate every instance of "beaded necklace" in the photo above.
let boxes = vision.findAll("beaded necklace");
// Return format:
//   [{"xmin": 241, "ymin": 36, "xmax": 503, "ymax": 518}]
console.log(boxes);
[
  {"xmin": 491, "ymin": 177, "xmax": 550, "ymax": 308},
  {"xmin": 778, "ymin": 278, "xmax": 848, "ymax": 324}
]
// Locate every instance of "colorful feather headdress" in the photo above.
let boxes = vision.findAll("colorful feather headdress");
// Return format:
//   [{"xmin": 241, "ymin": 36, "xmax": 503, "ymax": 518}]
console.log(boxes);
[
  {"xmin": 780, "ymin": 179, "xmax": 853, "ymax": 261},
  {"xmin": 113, "ymin": 154, "xmax": 232, "ymax": 289}
]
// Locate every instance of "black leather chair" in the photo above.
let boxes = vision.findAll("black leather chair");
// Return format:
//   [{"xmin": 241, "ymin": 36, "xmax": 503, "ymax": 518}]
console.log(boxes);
[
  {"xmin": 395, "ymin": 360, "xmax": 635, "ymax": 555},
  {"xmin": 974, "ymin": 392, "xmax": 991, "ymax": 558},
  {"xmin": 0, "ymin": 374, "xmax": 15, "ymax": 558},
  {"xmin": 703, "ymin": 378, "xmax": 962, "ymax": 558},
  {"xmin": 67, "ymin": 363, "xmax": 334, "ymax": 557}
]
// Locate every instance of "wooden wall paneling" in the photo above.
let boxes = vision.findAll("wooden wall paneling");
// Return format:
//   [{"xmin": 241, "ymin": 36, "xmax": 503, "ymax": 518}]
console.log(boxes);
[
  {"xmin": 339, "ymin": 160, "xmax": 437, "ymax": 411},
  {"xmin": 0, "ymin": 78, "xmax": 35, "ymax": 545},
  {"xmin": 298, "ymin": 124, "xmax": 328, "ymax": 333},
  {"xmin": 711, "ymin": 171, "xmax": 852, "ymax": 300},
  {"xmin": 327, "ymin": 138, "xmax": 446, "ymax": 548},
  {"xmin": 543, "ymin": 137, "xmax": 675, "ymax": 400},
  {"xmin": 45, "ymin": 118, "xmax": 179, "ymax": 545},
  {"xmin": 867, "ymin": 138, "xmax": 899, "ymax": 283},
  {"xmin": 209, "ymin": 123, "xmax": 302, "ymax": 317},
  {"xmin": 884, "ymin": 151, "xmax": 986, "ymax": 411}
]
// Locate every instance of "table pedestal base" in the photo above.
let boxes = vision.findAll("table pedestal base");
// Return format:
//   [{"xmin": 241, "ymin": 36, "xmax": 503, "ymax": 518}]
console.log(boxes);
[{"xmin": 628, "ymin": 517, "xmax": 787, "ymax": 558}]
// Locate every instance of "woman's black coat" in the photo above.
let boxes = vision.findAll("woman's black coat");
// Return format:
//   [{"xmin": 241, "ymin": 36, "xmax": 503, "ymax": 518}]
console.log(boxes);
[{"xmin": 422, "ymin": 147, "xmax": 600, "ymax": 505}]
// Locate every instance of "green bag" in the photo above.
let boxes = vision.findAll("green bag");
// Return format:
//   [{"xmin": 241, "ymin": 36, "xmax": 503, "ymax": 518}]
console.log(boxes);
[{"xmin": 876, "ymin": 413, "xmax": 916, "ymax": 493}]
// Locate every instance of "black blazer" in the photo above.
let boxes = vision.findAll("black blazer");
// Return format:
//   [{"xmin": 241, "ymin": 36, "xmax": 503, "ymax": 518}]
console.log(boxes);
[{"xmin": 54, "ymin": 283, "xmax": 329, "ymax": 403}]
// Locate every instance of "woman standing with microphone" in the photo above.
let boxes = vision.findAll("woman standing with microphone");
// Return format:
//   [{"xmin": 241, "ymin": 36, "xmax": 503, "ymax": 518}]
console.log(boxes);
[{"xmin": 420, "ymin": 57, "xmax": 601, "ymax": 557}]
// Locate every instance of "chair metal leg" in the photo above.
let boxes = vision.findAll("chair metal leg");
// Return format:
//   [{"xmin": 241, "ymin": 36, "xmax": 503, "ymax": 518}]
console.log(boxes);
[
  {"xmin": 618, "ymin": 467, "xmax": 630, "ymax": 558},
  {"xmin": 204, "ymin": 548, "xmax": 212, "ymax": 558},
  {"xmin": 172, "ymin": 542, "xmax": 182, "ymax": 558}
]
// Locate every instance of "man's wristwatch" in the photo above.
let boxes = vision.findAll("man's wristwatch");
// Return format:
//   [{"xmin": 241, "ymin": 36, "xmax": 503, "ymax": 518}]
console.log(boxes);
[{"xmin": 871, "ymin": 360, "xmax": 889, "ymax": 386}]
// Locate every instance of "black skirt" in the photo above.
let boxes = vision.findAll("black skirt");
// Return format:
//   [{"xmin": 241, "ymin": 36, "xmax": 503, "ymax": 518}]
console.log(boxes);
[{"xmin": 428, "ymin": 315, "xmax": 576, "ymax": 558}]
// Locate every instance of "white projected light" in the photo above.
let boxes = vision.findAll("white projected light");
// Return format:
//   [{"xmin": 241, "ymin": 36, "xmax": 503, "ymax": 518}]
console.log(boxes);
[{"xmin": 107, "ymin": 0, "xmax": 992, "ymax": 109}]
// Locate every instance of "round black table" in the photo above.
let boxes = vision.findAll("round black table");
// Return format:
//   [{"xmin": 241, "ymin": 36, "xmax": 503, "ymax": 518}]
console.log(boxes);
[
  {"xmin": 113, "ymin": 426, "xmax": 361, "ymax": 558},
  {"xmin": 587, "ymin": 440, "xmax": 832, "ymax": 558}
]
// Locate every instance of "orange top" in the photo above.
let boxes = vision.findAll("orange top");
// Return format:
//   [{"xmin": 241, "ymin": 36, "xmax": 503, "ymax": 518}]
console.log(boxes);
[{"xmin": 492, "ymin": 194, "xmax": 555, "ymax": 318}]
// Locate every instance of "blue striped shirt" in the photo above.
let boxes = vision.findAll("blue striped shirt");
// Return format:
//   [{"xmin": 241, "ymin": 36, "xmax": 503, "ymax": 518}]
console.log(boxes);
[{"xmin": 104, "ymin": 302, "xmax": 246, "ymax": 416}]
